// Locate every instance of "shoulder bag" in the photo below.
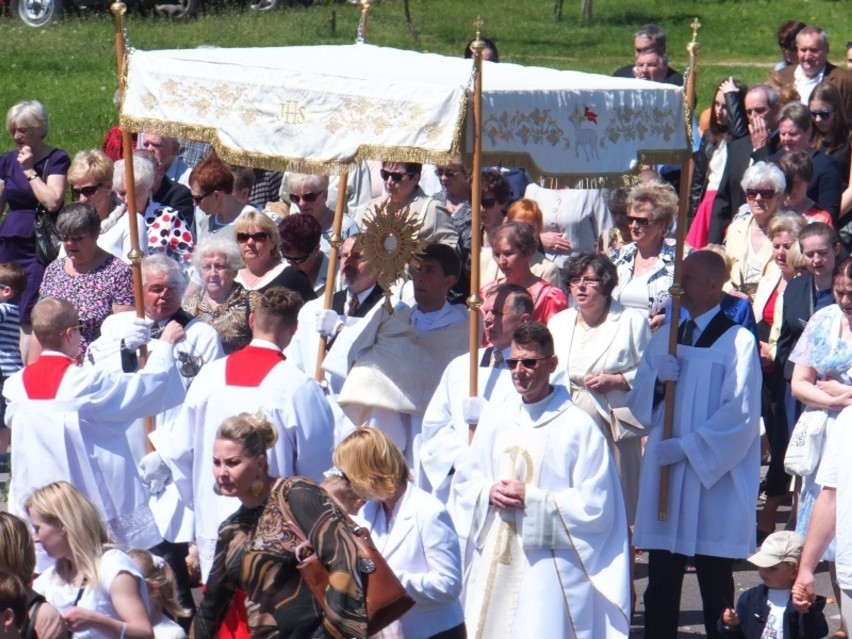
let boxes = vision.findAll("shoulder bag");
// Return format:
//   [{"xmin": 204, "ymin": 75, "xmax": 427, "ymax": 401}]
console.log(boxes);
[
  {"xmin": 32, "ymin": 151, "xmax": 61, "ymax": 266},
  {"xmin": 784, "ymin": 407, "xmax": 829, "ymax": 476}
]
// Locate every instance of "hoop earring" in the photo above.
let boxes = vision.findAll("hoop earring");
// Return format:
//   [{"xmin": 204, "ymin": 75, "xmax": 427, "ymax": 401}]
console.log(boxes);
[{"xmin": 250, "ymin": 479, "xmax": 264, "ymax": 497}]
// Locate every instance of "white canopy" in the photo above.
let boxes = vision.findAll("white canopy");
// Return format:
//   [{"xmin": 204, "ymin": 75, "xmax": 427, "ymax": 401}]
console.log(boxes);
[{"xmin": 121, "ymin": 43, "xmax": 689, "ymax": 182}]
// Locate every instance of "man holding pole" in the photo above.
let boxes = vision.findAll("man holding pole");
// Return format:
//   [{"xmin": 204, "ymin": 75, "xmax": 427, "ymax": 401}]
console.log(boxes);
[{"xmin": 629, "ymin": 250, "xmax": 762, "ymax": 639}]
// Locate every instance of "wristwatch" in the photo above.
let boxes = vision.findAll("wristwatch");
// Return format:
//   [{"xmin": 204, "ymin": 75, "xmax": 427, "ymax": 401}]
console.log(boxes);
[{"xmin": 25, "ymin": 173, "xmax": 37, "ymax": 181}]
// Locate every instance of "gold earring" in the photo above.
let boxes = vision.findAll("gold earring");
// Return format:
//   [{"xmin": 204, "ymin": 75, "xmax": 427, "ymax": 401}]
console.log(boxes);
[{"xmin": 250, "ymin": 479, "xmax": 264, "ymax": 497}]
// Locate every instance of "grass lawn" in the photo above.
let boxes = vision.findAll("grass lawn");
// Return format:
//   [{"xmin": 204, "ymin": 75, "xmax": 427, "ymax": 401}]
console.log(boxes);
[{"xmin": 0, "ymin": 0, "xmax": 850, "ymax": 157}]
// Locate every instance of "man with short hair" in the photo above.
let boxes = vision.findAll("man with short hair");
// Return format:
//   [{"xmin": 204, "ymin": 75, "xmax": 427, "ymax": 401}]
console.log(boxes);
[
  {"xmin": 707, "ymin": 83, "xmax": 783, "ymax": 243},
  {"xmin": 630, "ymin": 251, "xmax": 762, "ymax": 639},
  {"xmin": 148, "ymin": 288, "xmax": 335, "ymax": 580},
  {"xmin": 777, "ymin": 26, "xmax": 852, "ymax": 121},
  {"xmin": 453, "ymin": 322, "xmax": 631, "ymax": 637},
  {"xmin": 613, "ymin": 24, "xmax": 683, "ymax": 86},
  {"xmin": 5, "ymin": 298, "xmax": 186, "ymax": 554},
  {"xmin": 141, "ymin": 132, "xmax": 192, "ymax": 186}
]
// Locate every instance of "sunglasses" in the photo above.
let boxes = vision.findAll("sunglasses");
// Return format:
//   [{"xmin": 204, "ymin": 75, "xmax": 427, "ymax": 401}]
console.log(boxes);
[
  {"xmin": 291, "ymin": 192, "xmax": 321, "ymax": 204},
  {"xmin": 480, "ymin": 197, "xmax": 498, "ymax": 209},
  {"xmin": 191, "ymin": 191, "xmax": 213, "ymax": 205},
  {"xmin": 505, "ymin": 356, "xmax": 551, "ymax": 370},
  {"xmin": 282, "ymin": 251, "xmax": 312, "ymax": 264},
  {"xmin": 568, "ymin": 276, "xmax": 602, "ymax": 287},
  {"xmin": 59, "ymin": 234, "xmax": 88, "ymax": 243},
  {"xmin": 746, "ymin": 189, "xmax": 777, "ymax": 200},
  {"xmin": 380, "ymin": 170, "xmax": 413, "ymax": 183},
  {"xmin": 236, "ymin": 232, "xmax": 269, "ymax": 243},
  {"xmin": 72, "ymin": 184, "xmax": 103, "ymax": 198},
  {"xmin": 810, "ymin": 109, "xmax": 835, "ymax": 120},
  {"xmin": 435, "ymin": 168, "xmax": 462, "ymax": 178},
  {"xmin": 59, "ymin": 322, "xmax": 84, "ymax": 336},
  {"xmin": 626, "ymin": 216, "xmax": 651, "ymax": 226}
]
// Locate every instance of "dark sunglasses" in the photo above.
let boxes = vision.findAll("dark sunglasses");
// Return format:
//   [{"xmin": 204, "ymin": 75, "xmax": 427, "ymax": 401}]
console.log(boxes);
[
  {"xmin": 435, "ymin": 168, "xmax": 462, "ymax": 178},
  {"xmin": 236, "ymin": 232, "xmax": 269, "ymax": 243},
  {"xmin": 59, "ymin": 234, "xmax": 87, "ymax": 243},
  {"xmin": 191, "ymin": 191, "xmax": 213, "ymax": 205},
  {"xmin": 745, "ymin": 189, "xmax": 776, "ymax": 200},
  {"xmin": 291, "ymin": 192, "xmax": 321, "ymax": 203},
  {"xmin": 626, "ymin": 215, "xmax": 651, "ymax": 226},
  {"xmin": 282, "ymin": 251, "xmax": 312, "ymax": 264},
  {"xmin": 72, "ymin": 184, "xmax": 103, "ymax": 198},
  {"xmin": 480, "ymin": 197, "xmax": 498, "ymax": 209},
  {"xmin": 505, "ymin": 356, "xmax": 551, "ymax": 370},
  {"xmin": 380, "ymin": 170, "xmax": 413, "ymax": 183},
  {"xmin": 810, "ymin": 109, "xmax": 834, "ymax": 120}
]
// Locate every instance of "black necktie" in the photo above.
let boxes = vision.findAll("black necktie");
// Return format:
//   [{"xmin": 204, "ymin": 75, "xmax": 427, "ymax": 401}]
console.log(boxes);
[{"xmin": 680, "ymin": 319, "xmax": 697, "ymax": 346}]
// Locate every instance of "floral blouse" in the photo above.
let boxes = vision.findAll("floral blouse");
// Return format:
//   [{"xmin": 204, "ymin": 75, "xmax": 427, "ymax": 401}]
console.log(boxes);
[
  {"xmin": 183, "ymin": 283, "xmax": 260, "ymax": 355},
  {"xmin": 611, "ymin": 241, "xmax": 677, "ymax": 318},
  {"xmin": 194, "ymin": 477, "xmax": 366, "ymax": 639},
  {"xmin": 789, "ymin": 304, "xmax": 852, "ymax": 384}
]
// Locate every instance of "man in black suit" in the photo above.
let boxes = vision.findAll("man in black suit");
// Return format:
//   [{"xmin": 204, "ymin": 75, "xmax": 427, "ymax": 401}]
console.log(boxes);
[
  {"xmin": 707, "ymin": 84, "xmax": 782, "ymax": 244},
  {"xmin": 612, "ymin": 24, "xmax": 683, "ymax": 86}
]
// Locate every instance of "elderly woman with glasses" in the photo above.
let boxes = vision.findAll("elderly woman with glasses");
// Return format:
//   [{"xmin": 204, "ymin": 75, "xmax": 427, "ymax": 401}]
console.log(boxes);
[
  {"xmin": 611, "ymin": 180, "xmax": 680, "ymax": 330},
  {"xmin": 233, "ymin": 210, "xmax": 315, "ymax": 302},
  {"xmin": 548, "ymin": 252, "xmax": 651, "ymax": 525},
  {"xmin": 37, "ymin": 203, "xmax": 135, "ymax": 357},
  {"xmin": 183, "ymin": 237, "xmax": 259, "ymax": 355},
  {"xmin": 0, "ymin": 101, "xmax": 70, "ymax": 329},
  {"xmin": 67, "ymin": 150, "xmax": 150, "ymax": 264},
  {"xmin": 360, "ymin": 161, "xmax": 457, "ymax": 248},
  {"xmin": 286, "ymin": 173, "xmax": 359, "ymax": 257},
  {"xmin": 724, "ymin": 161, "xmax": 786, "ymax": 299}
]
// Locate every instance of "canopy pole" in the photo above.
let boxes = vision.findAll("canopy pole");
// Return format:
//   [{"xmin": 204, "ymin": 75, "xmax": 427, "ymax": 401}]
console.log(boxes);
[
  {"xmin": 659, "ymin": 18, "xmax": 701, "ymax": 521},
  {"xmin": 467, "ymin": 18, "xmax": 485, "ymax": 443},
  {"xmin": 315, "ymin": 173, "xmax": 349, "ymax": 382},
  {"xmin": 113, "ymin": 2, "xmax": 153, "ymax": 450}
]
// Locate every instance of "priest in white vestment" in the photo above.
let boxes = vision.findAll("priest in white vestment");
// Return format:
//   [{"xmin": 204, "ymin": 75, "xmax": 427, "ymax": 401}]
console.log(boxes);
[
  {"xmin": 629, "ymin": 251, "xmax": 761, "ymax": 639},
  {"xmin": 453, "ymin": 322, "xmax": 631, "ymax": 639},
  {"xmin": 147, "ymin": 288, "xmax": 335, "ymax": 580},
  {"xmin": 5, "ymin": 298, "xmax": 186, "ymax": 555}
]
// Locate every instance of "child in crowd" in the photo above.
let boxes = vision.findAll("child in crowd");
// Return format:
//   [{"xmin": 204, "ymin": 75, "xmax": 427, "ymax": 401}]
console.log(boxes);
[
  {"xmin": 719, "ymin": 530, "xmax": 828, "ymax": 638},
  {"xmin": 129, "ymin": 549, "xmax": 192, "ymax": 639},
  {"xmin": 0, "ymin": 263, "xmax": 26, "ymax": 453}
]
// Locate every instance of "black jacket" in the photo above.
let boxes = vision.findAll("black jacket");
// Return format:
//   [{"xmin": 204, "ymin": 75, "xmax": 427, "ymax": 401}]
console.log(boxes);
[{"xmin": 717, "ymin": 585, "xmax": 827, "ymax": 639}]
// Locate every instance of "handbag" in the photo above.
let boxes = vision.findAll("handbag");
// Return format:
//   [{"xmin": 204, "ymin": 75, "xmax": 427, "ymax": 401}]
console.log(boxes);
[
  {"xmin": 283, "ymin": 486, "xmax": 414, "ymax": 635},
  {"xmin": 784, "ymin": 407, "xmax": 829, "ymax": 476},
  {"xmin": 32, "ymin": 152, "xmax": 61, "ymax": 266}
]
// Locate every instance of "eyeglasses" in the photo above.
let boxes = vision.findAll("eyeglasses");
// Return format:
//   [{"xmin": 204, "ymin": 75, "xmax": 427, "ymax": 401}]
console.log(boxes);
[
  {"xmin": 568, "ymin": 276, "xmax": 602, "ymax": 287},
  {"xmin": 626, "ymin": 216, "xmax": 651, "ymax": 226},
  {"xmin": 746, "ymin": 189, "xmax": 777, "ymax": 200},
  {"xmin": 505, "ymin": 356, "xmax": 551, "ymax": 370},
  {"xmin": 380, "ymin": 170, "xmax": 413, "ymax": 183},
  {"xmin": 480, "ymin": 197, "xmax": 497, "ymax": 209},
  {"xmin": 810, "ymin": 109, "xmax": 835, "ymax": 120},
  {"xmin": 435, "ymin": 168, "xmax": 462, "ymax": 178},
  {"xmin": 59, "ymin": 323, "xmax": 84, "ymax": 336},
  {"xmin": 236, "ymin": 232, "xmax": 269, "ymax": 243},
  {"xmin": 191, "ymin": 191, "xmax": 213, "ymax": 205},
  {"xmin": 71, "ymin": 184, "xmax": 103, "ymax": 198},
  {"xmin": 59, "ymin": 234, "xmax": 87, "ymax": 243},
  {"xmin": 291, "ymin": 192, "xmax": 321, "ymax": 204}
]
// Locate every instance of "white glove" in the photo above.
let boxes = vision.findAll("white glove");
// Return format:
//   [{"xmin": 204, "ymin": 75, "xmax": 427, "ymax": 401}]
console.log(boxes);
[
  {"xmin": 656, "ymin": 438, "xmax": 687, "ymax": 466},
  {"xmin": 462, "ymin": 397, "xmax": 487, "ymax": 425},
  {"xmin": 652, "ymin": 353, "xmax": 680, "ymax": 382},
  {"xmin": 139, "ymin": 452, "xmax": 170, "ymax": 495},
  {"xmin": 124, "ymin": 317, "xmax": 155, "ymax": 351},
  {"xmin": 316, "ymin": 309, "xmax": 343, "ymax": 337}
]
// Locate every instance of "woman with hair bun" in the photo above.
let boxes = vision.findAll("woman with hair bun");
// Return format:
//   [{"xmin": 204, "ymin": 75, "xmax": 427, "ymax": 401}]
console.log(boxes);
[{"xmin": 194, "ymin": 412, "xmax": 366, "ymax": 639}]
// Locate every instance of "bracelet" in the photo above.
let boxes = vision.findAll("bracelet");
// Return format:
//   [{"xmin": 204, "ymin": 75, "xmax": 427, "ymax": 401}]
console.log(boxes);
[
  {"xmin": 26, "ymin": 173, "xmax": 37, "ymax": 181},
  {"xmin": 119, "ymin": 622, "xmax": 126, "ymax": 639}
]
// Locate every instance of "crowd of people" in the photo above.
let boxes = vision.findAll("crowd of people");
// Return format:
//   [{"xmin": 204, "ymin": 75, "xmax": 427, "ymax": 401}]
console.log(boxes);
[{"xmin": 3, "ymin": 17, "xmax": 852, "ymax": 639}]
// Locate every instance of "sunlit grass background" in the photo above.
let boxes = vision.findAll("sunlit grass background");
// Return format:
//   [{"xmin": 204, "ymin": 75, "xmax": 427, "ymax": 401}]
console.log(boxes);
[{"xmin": 0, "ymin": 0, "xmax": 850, "ymax": 156}]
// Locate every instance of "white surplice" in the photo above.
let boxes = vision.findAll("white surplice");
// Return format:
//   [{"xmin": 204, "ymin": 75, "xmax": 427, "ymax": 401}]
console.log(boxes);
[
  {"xmin": 5, "ymin": 344, "xmax": 185, "ymax": 551},
  {"xmin": 452, "ymin": 385, "xmax": 631, "ymax": 639},
  {"xmin": 151, "ymin": 339, "xmax": 335, "ymax": 580},
  {"xmin": 629, "ymin": 317, "xmax": 761, "ymax": 558}
]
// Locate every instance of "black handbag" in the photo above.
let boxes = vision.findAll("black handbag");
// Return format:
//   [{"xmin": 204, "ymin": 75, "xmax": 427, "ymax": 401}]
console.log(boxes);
[{"xmin": 32, "ymin": 151, "xmax": 61, "ymax": 266}]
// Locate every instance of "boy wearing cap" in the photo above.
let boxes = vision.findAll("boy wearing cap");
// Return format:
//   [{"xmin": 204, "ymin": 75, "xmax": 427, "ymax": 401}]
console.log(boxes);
[{"xmin": 719, "ymin": 531, "xmax": 828, "ymax": 638}]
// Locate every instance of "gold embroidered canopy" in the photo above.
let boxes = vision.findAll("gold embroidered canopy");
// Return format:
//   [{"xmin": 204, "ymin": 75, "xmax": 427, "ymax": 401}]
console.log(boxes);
[{"xmin": 120, "ymin": 43, "xmax": 690, "ymax": 184}]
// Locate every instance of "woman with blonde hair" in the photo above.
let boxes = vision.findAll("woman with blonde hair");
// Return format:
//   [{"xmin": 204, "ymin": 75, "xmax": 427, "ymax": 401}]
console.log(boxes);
[
  {"xmin": 194, "ymin": 412, "xmax": 366, "ymax": 639},
  {"xmin": 0, "ymin": 513, "xmax": 64, "ymax": 639},
  {"xmin": 333, "ymin": 427, "xmax": 465, "ymax": 639},
  {"xmin": 26, "ymin": 481, "xmax": 153, "ymax": 639},
  {"xmin": 128, "ymin": 550, "xmax": 189, "ymax": 639}
]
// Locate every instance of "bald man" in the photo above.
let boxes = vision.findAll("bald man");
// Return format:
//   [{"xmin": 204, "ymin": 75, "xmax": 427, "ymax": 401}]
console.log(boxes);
[{"xmin": 629, "ymin": 251, "xmax": 762, "ymax": 639}]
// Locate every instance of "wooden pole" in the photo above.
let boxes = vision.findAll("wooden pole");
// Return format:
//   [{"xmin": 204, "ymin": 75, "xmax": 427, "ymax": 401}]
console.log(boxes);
[
  {"xmin": 467, "ymin": 18, "xmax": 485, "ymax": 443},
  {"xmin": 112, "ymin": 1, "xmax": 153, "ymax": 450},
  {"xmin": 658, "ymin": 18, "xmax": 701, "ymax": 521},
  {"xmin": 315, "ymin": 173, "xmax": 349, "ymax": 382}
]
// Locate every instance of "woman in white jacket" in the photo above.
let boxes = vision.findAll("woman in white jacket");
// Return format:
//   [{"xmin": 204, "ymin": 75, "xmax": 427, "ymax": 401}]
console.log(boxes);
[{"xmin": 334, "ymin": 428, "xmax": 465, "ymax": 639}]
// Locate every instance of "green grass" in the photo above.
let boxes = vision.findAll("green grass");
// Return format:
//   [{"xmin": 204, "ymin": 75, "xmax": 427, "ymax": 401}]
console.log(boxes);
[{"xmin": 0, "ymin": 0, "xmax": 851, "ymax": 156}]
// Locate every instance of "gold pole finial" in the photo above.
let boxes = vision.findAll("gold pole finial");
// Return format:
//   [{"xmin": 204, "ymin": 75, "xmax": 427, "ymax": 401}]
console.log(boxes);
[
  {"xmin": 690, "ymin": 17, "xmax": 701, "ymax": 41},
  {"xmin": 473, "ymin": 15, "xmax": 483, "ymax": 39},
  {"xmin": 470, "ymin": 16, "xmax": 485, "ymax": 56}
]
